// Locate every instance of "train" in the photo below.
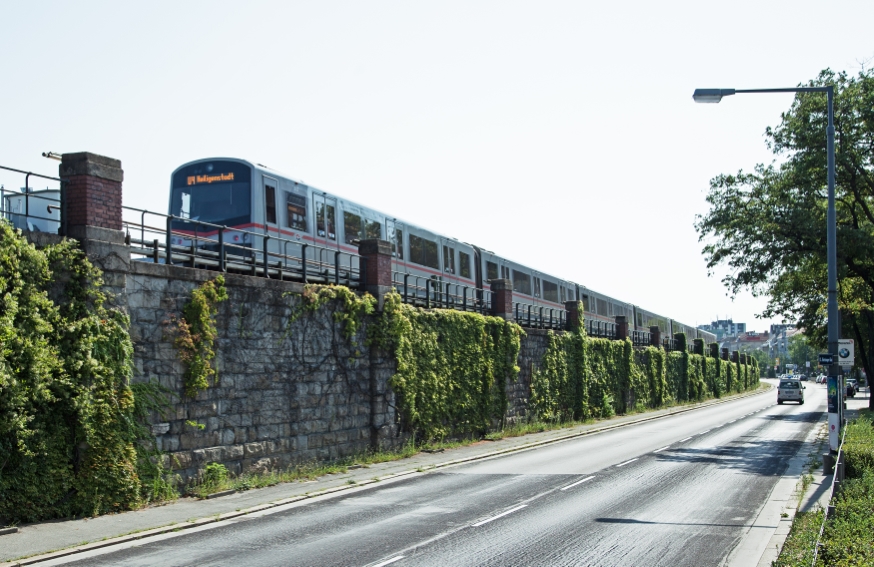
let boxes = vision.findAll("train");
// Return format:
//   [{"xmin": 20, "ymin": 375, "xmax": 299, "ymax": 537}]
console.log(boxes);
[{"xmin": 168, "ymin": 157, "xmax": 716, "ymax": 343}]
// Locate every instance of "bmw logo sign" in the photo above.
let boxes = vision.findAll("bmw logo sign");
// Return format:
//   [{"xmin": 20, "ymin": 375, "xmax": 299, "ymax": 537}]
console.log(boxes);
[{"xmin": 839, "ymin": 347, "xmax": 850, "ymax": 358}]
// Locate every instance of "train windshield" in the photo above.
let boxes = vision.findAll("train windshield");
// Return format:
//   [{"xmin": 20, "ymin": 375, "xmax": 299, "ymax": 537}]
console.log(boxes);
[{"xmin": 170, "ymin": 161, "xmax": 252, "ymax": 228}]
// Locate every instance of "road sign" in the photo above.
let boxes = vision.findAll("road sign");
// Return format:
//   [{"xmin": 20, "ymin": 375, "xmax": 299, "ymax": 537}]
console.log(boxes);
[
  {"xmin": 819, "ymin": 353, "xmax": 834, "ymax": 365},
  {"xmin": 838, "ymin": 339, "xmax": 854, "ymax": 367}
]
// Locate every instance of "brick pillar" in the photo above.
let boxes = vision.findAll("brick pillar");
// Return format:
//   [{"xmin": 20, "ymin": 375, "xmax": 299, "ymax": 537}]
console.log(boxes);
[
  {"xmin": 358, "ymin": 239, "xmax": 393, "ymax": 309},
  {"xmin": 731, "ymin": 351, "xmax": 739, "ymax": 363},
  {"xmin": 61, "ymin": 152, "xmax": 123, "ymax": 237},
  {"xmin": 565, "ymin": 300, "xmax": 583, "ymax": 332},
  {"xmin": 709, "ymin": 343, "xmax": 719, "ymax": 358},
  {"xmin": 491, "ymin": 279, "xmax": 514, "ymax": 321},
  {"xmin": 649, "ymin": 325, "xmax": 661, "ymax": 348},
  {"xmin": 693, "ymin": 338, "xmax": 705, "ymax": 355},
  {"xmin": 59, "ymin": 152, "xmax": 129, "ymax": 305},
  {"xmin": 615, "ymin": 315, "xmax": 628, "ymax": 340},
  {"xmin": 721, "ymin": 348, "xmax": 729, "ymax": 361}
]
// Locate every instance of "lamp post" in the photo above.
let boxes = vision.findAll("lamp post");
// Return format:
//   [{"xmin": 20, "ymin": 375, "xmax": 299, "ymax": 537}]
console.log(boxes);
[{"xmin": 693, "ymin": 86, "xmax": 841, "ymax": 451}]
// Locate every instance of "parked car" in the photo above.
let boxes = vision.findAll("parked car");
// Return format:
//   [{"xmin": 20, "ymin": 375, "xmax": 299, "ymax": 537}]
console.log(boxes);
[{"xmin": 777, "ymin": 379, "xmax": 805, "ymax": 405}]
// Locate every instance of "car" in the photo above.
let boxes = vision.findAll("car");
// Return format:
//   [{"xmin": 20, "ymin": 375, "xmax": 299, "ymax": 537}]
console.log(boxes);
[
  {"xmin": 799, "ymin": 374, "xmax": 808, "ymax": 381},
  {"xmin": 846, "ymin": 379, "xmax": 857, "ymax": 397},
  {"xmin": 777, "ymin": 379, "xmax": 805, "ymax": 404}
]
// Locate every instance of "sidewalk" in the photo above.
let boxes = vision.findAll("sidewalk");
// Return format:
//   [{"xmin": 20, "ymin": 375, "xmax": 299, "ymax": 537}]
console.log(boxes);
[
  {"xmin": 750, "ymin": 385, "xmax": 870, "ymax": 567},
  {"xmin": 0, "ymin": 387, "xmax": 771, "ymax": 566}
]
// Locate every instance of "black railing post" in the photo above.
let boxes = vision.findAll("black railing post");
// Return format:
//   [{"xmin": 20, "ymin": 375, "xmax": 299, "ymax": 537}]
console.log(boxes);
[
  {"xmin": 165, "ymin": 216, "xmax": 173, "ymax": 265},
  {"xmin": 218, "ymin": 227, "xmax": 226, "ymax": 272},
  {"xmin": 426, "ymin": 279, "xmax": 431, "ymax": 308},
  {"xmin": 262, "ymin": 235, "xmax": 270, "ymax": 278},
  {"xmin": 527, "ymin": 304, "xmax": 532, "ymax": 327},
  {"xmin": 152, "ymin": 239, "xmax": 159, "ymax": 263},
  {"xmin": 403, "ymin": 273, "xmax": 409, "ymax": 303},
  {"xmin": 462, "ymin": 287, "xmax": 468, "ymax": 311},
  {"xmin": 539, "ymin": 306, "xmax": 544, "ymax": 329},
  {"xmin": 301, "ymin": 244, "xmax": 308, "ymax": 283},
  {"xmin": 334, "ymin": 251, "xmax": 340, "ymax": 285}
]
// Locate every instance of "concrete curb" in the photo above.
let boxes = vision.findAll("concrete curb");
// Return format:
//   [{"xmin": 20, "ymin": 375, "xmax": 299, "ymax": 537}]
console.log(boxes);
[{"xmin": 0, "ymin": 384, "xmax": 772, "ymax": 567}]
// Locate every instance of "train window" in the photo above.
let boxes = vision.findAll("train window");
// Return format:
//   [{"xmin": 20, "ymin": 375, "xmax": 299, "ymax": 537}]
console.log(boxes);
[
  {"xmin": 285, "ymin": 193, "xmax": 307, "ymax": 231},
  {"xmin": 502, "ymin": 266, "xmax": 510, "ymax": 279},
  {"xmin": 409, "ymin": 234, "xmax": 439, "ymax": 269},
  {"xmin": 487, "ymin": 261, "xmax": 498, "ymax": 281},
  {"xmin": 394, "ymin": 229, "xmax": 404, "ymax": 259},
  {"xmin": 265, "ymin": 184, "xmax": 277, "ymax": 224},
  {"xmin": 596, "ymin": 298, "xmax": 608, "ymax": 316},
  {"xmin": 443, "ymin": 246, "xmax": 455, "ymax": 274},
  {"xmin": 582, "ymin": 295, "xmax": 590, "ymax": 312},
  {"xmin": 179, "ymin": 192, "xmax": 191, "ymax": 219},
  {"xmin": 512, "ymin": 270, "xmax": 531, "ymax": 295},
  {"xmin": 316, "ymin": 202, "xmax": 336, "ymax": 240},
  {"xmin": 344, "ymin": 211, "xmax": 363, "ymax": 244},
  {"xmin": 560, "ymin": 286, "xmax": 566, "ymax": 303},
  {"xmin": 543, "ymin": 280, "xmax": 558, "ymax": 302},
  {"xmin": 365, "ymin": 219, "xmax": 381, "ymax": 239},
  {"xmin": 459, "ymin": 252, "xmax": 471, "ymax": 279}
]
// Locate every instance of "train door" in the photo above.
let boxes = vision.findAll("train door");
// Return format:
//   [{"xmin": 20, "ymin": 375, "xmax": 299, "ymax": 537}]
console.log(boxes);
[
  {"xmin": 385, "ymin": 218, "xmax": 406, "ymax": 280},
  {"xmin": 312, "ymin": 193, "xmax": 338, "ymax": 276}
]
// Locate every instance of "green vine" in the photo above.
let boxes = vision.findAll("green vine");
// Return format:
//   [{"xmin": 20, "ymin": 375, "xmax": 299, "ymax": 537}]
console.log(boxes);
[
  {"xmin": 169, "ymin": 276, "xmax": 228, "ymax": 397},
  {"xmin": 372, "ymin": 291, "xmax": 522, "ymax": 441},
  {"xmin": 0, "ymin": 222, "xmax": 146, "ymax": 523},
  {"xmin": 284, "ymin": 284, "xmax": 376, "ymax": 340}
]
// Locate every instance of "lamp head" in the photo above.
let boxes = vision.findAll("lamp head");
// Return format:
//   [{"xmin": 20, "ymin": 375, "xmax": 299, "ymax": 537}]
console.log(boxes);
[{"xmin": 692, "ymin": 88, "xmax": 737, "ymax": 103}]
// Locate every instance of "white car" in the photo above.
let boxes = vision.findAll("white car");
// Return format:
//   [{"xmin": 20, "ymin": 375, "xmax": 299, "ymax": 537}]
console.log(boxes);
[{"xmin": 777, "ymin": 379, "xmax": 805, "ymax": 404}]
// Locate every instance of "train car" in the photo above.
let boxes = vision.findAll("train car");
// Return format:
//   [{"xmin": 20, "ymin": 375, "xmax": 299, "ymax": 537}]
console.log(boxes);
[{"xmin": 169, "ymin": 158, "xmax": 478, "ymax": 300}]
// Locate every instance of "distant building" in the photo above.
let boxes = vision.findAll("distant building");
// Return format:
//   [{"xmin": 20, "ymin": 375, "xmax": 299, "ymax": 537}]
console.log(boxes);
[{"xmin": 698, "ymin": 319, "xmax": 747, "ymax": 341}]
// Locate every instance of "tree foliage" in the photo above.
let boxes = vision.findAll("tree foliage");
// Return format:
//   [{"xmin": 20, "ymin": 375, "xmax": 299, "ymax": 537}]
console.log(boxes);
[{"xmin": 695, "ymin": 68, "xmax": 874, "ymax": 406}]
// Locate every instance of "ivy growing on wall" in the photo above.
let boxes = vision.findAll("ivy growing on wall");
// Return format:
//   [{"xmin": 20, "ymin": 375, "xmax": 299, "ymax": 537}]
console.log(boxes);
[
  {"xmin": 169, "ymin": 276, "xmax": 229, "ymax": 397},
  {"xmin": 284, "ymin": 284, "xmax": 376, "ymax": 340},
  {"xmin": 373, "ymin": 292, "xmax": 522, "ymax": 441},
  {"xmin": 0, "ymin": 223, "xmax": 144, "ymax": 523}
]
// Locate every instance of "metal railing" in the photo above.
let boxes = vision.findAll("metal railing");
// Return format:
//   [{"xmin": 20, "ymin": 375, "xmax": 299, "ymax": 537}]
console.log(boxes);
[
  {"xmin": 586, "ymin": 319, "xmax": 616, "ymax": 339},
  {"xmin": 392, "ymin": 271, "xmax": 493, "ymax": 314},
  {"xmin": 663, "ymin": 337, "xmax": 679, "ymax": 351},
  {"xmin": 512, "ymin": 302, "xmax": 565, "ymax": 330},
  {"xmin": 0, "ymin": 165, "xmax": 62, "ymax": 233},
  {"xmin": 631, "ymin": 329, "xmax": 653, "ymax": 347},
  {"xmin": 122, "ymin": 207, "xmax": 363, "ymax": 286}
]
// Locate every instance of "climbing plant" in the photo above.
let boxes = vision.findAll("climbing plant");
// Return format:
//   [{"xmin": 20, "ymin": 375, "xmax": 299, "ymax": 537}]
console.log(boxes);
[
  {"xmin": 169, "ymin": 276, "xmax": 229, "ymax": 397},
  {"xmin": 373, "ymin": 292, "xmax": 522, "ymax": 441},
  {"xmin": 284, "ymin": 284, "xmax": 376, "ymax": 340},
  {"xmin": 0, "ymin": 222, "xmax": 143, "ymax": 523}
]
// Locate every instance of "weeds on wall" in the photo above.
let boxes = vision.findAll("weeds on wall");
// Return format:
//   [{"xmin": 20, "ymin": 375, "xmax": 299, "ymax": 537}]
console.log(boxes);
[
  {"xmin": 529, "ymin": 330, "xmax": 759, "ymax": 422},
  {"xmin": 0, "ymin": 222, "xmax": 148, "ymax": 523},
  {"xmin": 167, "ymin": 276, "xmax": 229, "ymax": 397},
  {"xmin": 371, "ymin": 292, "xmax": 522, "ymax": 442},
  {"xmin": 283, "ymin": 284, "xmax": 376, "ymax": 340}
]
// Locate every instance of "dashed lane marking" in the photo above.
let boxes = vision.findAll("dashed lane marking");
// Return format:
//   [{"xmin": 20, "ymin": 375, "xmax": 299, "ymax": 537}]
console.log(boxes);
[
  {"xmin": 471, "ymin": 505, "xmax": 527, "ymax": 527},
  {"xmin": 679, "ymin": 437, "xmax": 692, "ymax": 442},
  {"xmin": 561, "ymin": 476, "xmax": 596, "ymax": 491},
  {"xmin": 616, "ymin": 458, "xmax": 639, "ymax": 467},
  {"xmin": 653, "ymin": 446, "xmax": 671, "ymax": 453}
]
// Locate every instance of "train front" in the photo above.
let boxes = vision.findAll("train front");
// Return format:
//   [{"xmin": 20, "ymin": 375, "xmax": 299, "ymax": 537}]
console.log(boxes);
[{"xmin": 168, "ymin": 159, "xmax": 254, "ymax": 252}]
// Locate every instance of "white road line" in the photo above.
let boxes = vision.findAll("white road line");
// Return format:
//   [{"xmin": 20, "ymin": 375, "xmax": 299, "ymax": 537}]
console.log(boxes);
[
  {"xmin": 653, "ymin": 446, "xmax": 671, "ymax": 453},
  {"xmin": 561, "ymin": 476, "xmax": 596, "ymax": 491},
  {"xmin": 679, "ymin": 437, "xmax": 692, "ymax": 442},
  {"xmin": 701, "ymin": 430, "xmax": 711, "ymax": 434},
  {"xmin": 728, "ymin": 420, "xmax": 736, "ymax": 423},
  {"xmin": 372, "ymin": 556, "xmax": 405, "ymax": 567},
  {"xmin": 616, "ymin": 458, "xmax": 638, "ymax": 467},
  {"xmin": 471, "ymin": 505, "xmax": 527, "ymax": 527}
]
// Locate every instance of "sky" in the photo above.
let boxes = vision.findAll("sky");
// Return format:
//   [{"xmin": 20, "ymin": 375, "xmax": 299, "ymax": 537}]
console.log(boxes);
[{"xmin": 2, "ymin": 1, "xmax": 873, "ymax": 333}]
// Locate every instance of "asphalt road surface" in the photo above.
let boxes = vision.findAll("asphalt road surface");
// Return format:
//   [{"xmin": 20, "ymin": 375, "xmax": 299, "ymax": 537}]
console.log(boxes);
[{"xmin": 54, "ymin": 381, "xmax": 825, "ymax": 567}]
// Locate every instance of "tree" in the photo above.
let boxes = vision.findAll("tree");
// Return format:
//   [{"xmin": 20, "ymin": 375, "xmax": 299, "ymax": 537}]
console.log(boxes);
[
  {"xmin": 747, "ymin": 348, "xmax": 772, "ymax": 377},
  {"xmin": 787, "ymin": 333, "xmax": 816, "ymax": 371},
  {"xmin": 695, "ymin": 68, "xmax": 874, "ymax": 409}
]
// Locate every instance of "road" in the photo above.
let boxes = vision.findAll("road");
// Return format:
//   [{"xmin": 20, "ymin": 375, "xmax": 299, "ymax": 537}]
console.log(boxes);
[{"xmin": 51, "ymin": 380, "xmax": 825, "ymax": 567}]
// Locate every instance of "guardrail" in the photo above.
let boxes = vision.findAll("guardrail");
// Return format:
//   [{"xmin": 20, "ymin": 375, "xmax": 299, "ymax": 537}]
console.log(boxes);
[
  {"xmin": 586, "ymin": 319, "xmax": 616, "ymax": 338},
  {"xmin": 0, "ymin": 165, "xmax": 62, "ymax": 233},
  {"xmin": 512, "ymin": 302, "xmax": 565, "ymax": 330},
  {"xmin": 391, "ymin": 271, "xmax": 493, "ymax": 314},
  {"xmin": 631, "ymin": 329, "xmax": 652, "ymax": 347},
  {"xmin": 122, "ymin": 207, "xmax": 363, "ymax": 287}
]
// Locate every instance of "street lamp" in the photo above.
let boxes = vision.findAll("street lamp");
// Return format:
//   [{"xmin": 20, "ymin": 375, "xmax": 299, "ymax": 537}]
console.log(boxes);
[{"xmin": 693, "ymin": 85, "xmax": 840, "ymax": 450}]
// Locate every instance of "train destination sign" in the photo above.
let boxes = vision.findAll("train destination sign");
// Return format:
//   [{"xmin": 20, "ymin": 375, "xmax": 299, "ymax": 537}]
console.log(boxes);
[
  {"xmin": 818, "ymin": 353, "xmax": 834, "ymax": 365},
  {"xmin": 187, "ymin": 172, "xmax": 235, "ymax": 186}
]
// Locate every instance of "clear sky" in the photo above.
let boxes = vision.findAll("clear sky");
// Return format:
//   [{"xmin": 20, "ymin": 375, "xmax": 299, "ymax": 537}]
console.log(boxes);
[{"xmin": 2, "ymin": 1, "xmax": 872, "ymax": 332}]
